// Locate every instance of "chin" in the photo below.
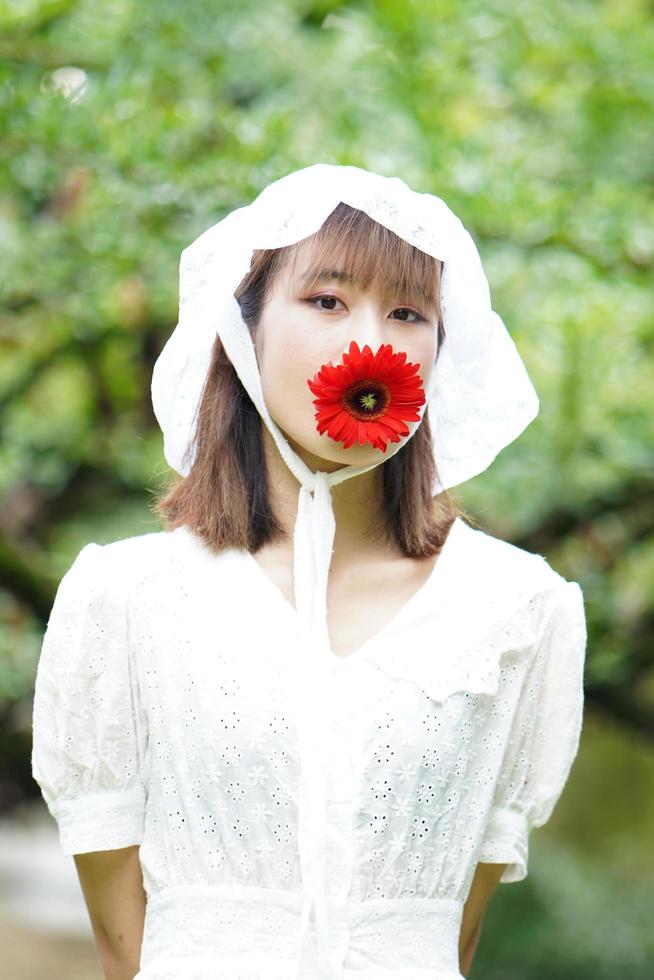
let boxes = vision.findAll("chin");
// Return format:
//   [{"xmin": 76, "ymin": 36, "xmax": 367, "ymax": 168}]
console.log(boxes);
[
  {"xmin": 296, "ymin": 431, "xmax": 391, "ymax": 469},
  {"xmin": 324, "ymin": 441, "xmax": 387, "ymax": 464}
]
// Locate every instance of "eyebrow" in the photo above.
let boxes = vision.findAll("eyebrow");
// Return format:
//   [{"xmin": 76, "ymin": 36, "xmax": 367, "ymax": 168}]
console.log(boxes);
[
  {"xmin": 299, "ymin": 267, "xmax": 432, "ymax": 300},
  {"xmin": 300, "ymin": 268, "xmax": 358, "ymax": 286}
]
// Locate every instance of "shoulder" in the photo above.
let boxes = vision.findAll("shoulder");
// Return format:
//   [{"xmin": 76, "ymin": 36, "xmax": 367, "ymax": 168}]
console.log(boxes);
[
  {"xmin": 59, "ymin": 527, "xmax": 197, "ymax": 598},
  {"xmin": 455, "ymin": 517, "xmax": 569, "ymax": 593},
  {"xmin": 431, "ymin": 520, "xmax": 586, "ymax": 700},
  {"xmin": 452, "ymin": 517, "xmax": 584, "ymax": 642},
  {"xmin": 69, "ymin": 527, "xmax": 171, "ymax": 568},
  {"xmin": 86, "ymin": 525, "xmax": 242, "ymax": 598},
  {"xmin": 90, "ymin": 527, "xmax": 179, "ymax": 564}
]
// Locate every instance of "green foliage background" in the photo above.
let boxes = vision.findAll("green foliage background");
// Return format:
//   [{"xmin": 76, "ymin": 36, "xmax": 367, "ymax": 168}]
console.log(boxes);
[{"xmin": 1, "ymin": 0, "xmax": 653, "ymax": 975}]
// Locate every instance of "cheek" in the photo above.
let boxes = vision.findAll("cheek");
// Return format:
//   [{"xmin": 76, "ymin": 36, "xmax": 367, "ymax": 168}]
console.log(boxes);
[
  {"xmin": 262, "ymin": 325, "xmax": 308, "ymax": 383},
  {"xmin": 259, "ymin": 322, "xmax": 324, "ymax": 421},
  {"xmin": 398, "ymin": 334, "xmax": 437, "ymax": 393}
]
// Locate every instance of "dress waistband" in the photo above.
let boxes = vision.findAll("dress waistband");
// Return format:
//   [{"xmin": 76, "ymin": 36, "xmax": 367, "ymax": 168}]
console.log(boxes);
[{"xmin": 138, "ymin": 884, "xmax": 464, "ymax": 980}]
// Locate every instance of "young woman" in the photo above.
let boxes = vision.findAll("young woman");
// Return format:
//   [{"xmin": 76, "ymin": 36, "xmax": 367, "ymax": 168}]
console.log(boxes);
[{"xmin": 32, "ymin": 164, "xmax": 587, "ymax": 980}]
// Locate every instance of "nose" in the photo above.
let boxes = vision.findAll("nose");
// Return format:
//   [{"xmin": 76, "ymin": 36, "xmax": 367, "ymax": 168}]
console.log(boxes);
[{"xmin": 346, "ymin": 301, "xmax": 392, "ymax": 354}]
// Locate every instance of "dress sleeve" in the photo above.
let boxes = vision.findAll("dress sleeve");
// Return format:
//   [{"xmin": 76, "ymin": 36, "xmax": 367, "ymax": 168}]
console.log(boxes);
[
  {"xmin": 31, "ymin": 541, "xmax": 148, "ymax": 856},
  {"xmin": 477, "ymin": 578, "xmax": 587, "ymax": 883}
]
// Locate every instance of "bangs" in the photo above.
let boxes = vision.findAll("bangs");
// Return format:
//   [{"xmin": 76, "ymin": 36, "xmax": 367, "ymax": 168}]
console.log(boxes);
[{"xmin": 281, "ymin": 202, "xmax": 443, "ymax": 314}]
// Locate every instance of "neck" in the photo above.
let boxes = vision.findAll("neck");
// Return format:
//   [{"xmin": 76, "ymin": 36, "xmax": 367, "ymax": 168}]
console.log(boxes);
[{"xmin": 260, "ymin": 425, "xmax": 392, "ymax": 564}]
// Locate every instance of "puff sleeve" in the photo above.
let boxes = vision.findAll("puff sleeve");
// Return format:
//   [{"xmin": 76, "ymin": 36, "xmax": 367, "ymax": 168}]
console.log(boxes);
[
  {"xmin": 31, "ymin": 542, "xmax": 148, "ymax": 856},
  {"xmin": 477, "ymin": 578, "xmax": 587, "ymax": 883}
]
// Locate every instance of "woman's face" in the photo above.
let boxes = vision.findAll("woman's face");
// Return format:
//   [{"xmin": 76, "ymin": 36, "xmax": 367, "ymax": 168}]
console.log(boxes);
[{"xmin": 254, "ymin": 238, "xmax": 439, "ymax": 470}]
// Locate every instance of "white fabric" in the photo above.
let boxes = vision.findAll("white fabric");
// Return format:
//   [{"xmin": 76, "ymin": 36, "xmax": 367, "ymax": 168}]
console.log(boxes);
[
  {"xmin": 31, "ymin": 517, "xmax": 587, "ymax": 978},
  {"xmin": 149, "ymin": 166, "xmax": 540, "ymax": 959}
]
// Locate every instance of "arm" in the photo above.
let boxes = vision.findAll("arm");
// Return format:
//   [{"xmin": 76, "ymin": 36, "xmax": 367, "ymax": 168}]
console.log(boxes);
[
  {"xmin": 458, "ymin": 862, "xmax": 507, "ymax": 977},
  {"xmin": 74, "ymin": 845, "xmax": 146, "ymax": 980}
]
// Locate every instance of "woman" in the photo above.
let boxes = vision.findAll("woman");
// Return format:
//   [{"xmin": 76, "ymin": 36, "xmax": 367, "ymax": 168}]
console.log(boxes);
[{"xmin": 31, "ymin": 164, "xmax": 587, "ymax": 980}]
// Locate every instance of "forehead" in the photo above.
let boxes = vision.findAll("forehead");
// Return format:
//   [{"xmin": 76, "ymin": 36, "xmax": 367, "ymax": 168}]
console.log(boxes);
[{"xmin": 278, "ymin": 237, "xmax": 437, "ymax": 302}]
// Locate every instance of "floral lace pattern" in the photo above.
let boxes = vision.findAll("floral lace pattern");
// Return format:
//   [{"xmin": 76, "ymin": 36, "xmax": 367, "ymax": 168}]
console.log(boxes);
[{"xmin": 31, "ymin": 518, "xmax": 587, "ymax": 979}]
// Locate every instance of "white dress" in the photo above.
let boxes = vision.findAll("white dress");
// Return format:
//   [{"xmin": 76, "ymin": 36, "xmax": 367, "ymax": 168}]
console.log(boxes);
[{"xmin": 31, "ymin": 516, "xmax": 587, "ymax": 980}]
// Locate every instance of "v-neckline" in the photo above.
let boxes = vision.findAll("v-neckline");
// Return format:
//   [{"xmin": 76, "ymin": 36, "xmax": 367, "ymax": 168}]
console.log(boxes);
[{"xmin": 240, "ymin": 516, "xmax": 465, "ymax": 664}]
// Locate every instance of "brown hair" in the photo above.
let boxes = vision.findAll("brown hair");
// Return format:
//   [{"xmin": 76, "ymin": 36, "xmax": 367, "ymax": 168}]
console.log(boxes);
[{"xmin": 151, "ymin": 202, "xmax": 468, "ymax": 557}]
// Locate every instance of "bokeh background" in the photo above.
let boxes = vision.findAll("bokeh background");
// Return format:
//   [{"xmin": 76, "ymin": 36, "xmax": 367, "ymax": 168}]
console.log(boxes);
[{"xmin": 1, "ymin": 0, "xmax": 653, "ymax": 977}]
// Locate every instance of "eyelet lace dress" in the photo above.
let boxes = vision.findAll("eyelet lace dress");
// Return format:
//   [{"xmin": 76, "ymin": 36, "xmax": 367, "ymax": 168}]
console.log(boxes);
[{"xmin": 31, "ymin": 516, "xmax": 587, "ymax": 979}]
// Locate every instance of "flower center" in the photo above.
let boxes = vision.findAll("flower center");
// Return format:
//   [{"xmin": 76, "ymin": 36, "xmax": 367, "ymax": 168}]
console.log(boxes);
[{"xmin": 342, "ymin": 379, "xmax": 391, "ymax": 421}]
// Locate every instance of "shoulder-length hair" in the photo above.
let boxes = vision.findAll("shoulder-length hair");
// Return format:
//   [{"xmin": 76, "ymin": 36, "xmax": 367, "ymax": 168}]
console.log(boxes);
[{"xmin": 152, "ymin": 202, "xmax": 468, "ymax": 557}]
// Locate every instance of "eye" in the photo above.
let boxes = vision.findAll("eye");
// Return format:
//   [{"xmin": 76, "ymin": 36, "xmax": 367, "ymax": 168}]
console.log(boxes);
[
  {"xmin": 391, "ymin": 307, "xmax": 425, "ymax": 323},
  {"xmin": 305, "ymin": 295, "xmax": 345, "ymax": 312},
  {"xmin": 304, "ymin": 295, "xmax": 426, "ymax": 322}
]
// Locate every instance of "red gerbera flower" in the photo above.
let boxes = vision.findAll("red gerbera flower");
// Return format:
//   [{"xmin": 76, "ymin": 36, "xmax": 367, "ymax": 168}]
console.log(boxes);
[{"xmin": 306, "ymin": 340, "xmax": 426, "ymax": 452}]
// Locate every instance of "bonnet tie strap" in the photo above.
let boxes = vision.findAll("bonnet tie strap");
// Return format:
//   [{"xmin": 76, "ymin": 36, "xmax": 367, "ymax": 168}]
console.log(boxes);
[{"xmin": 293, "ymin": 471, "xmax": 337, "ymax": 977}]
